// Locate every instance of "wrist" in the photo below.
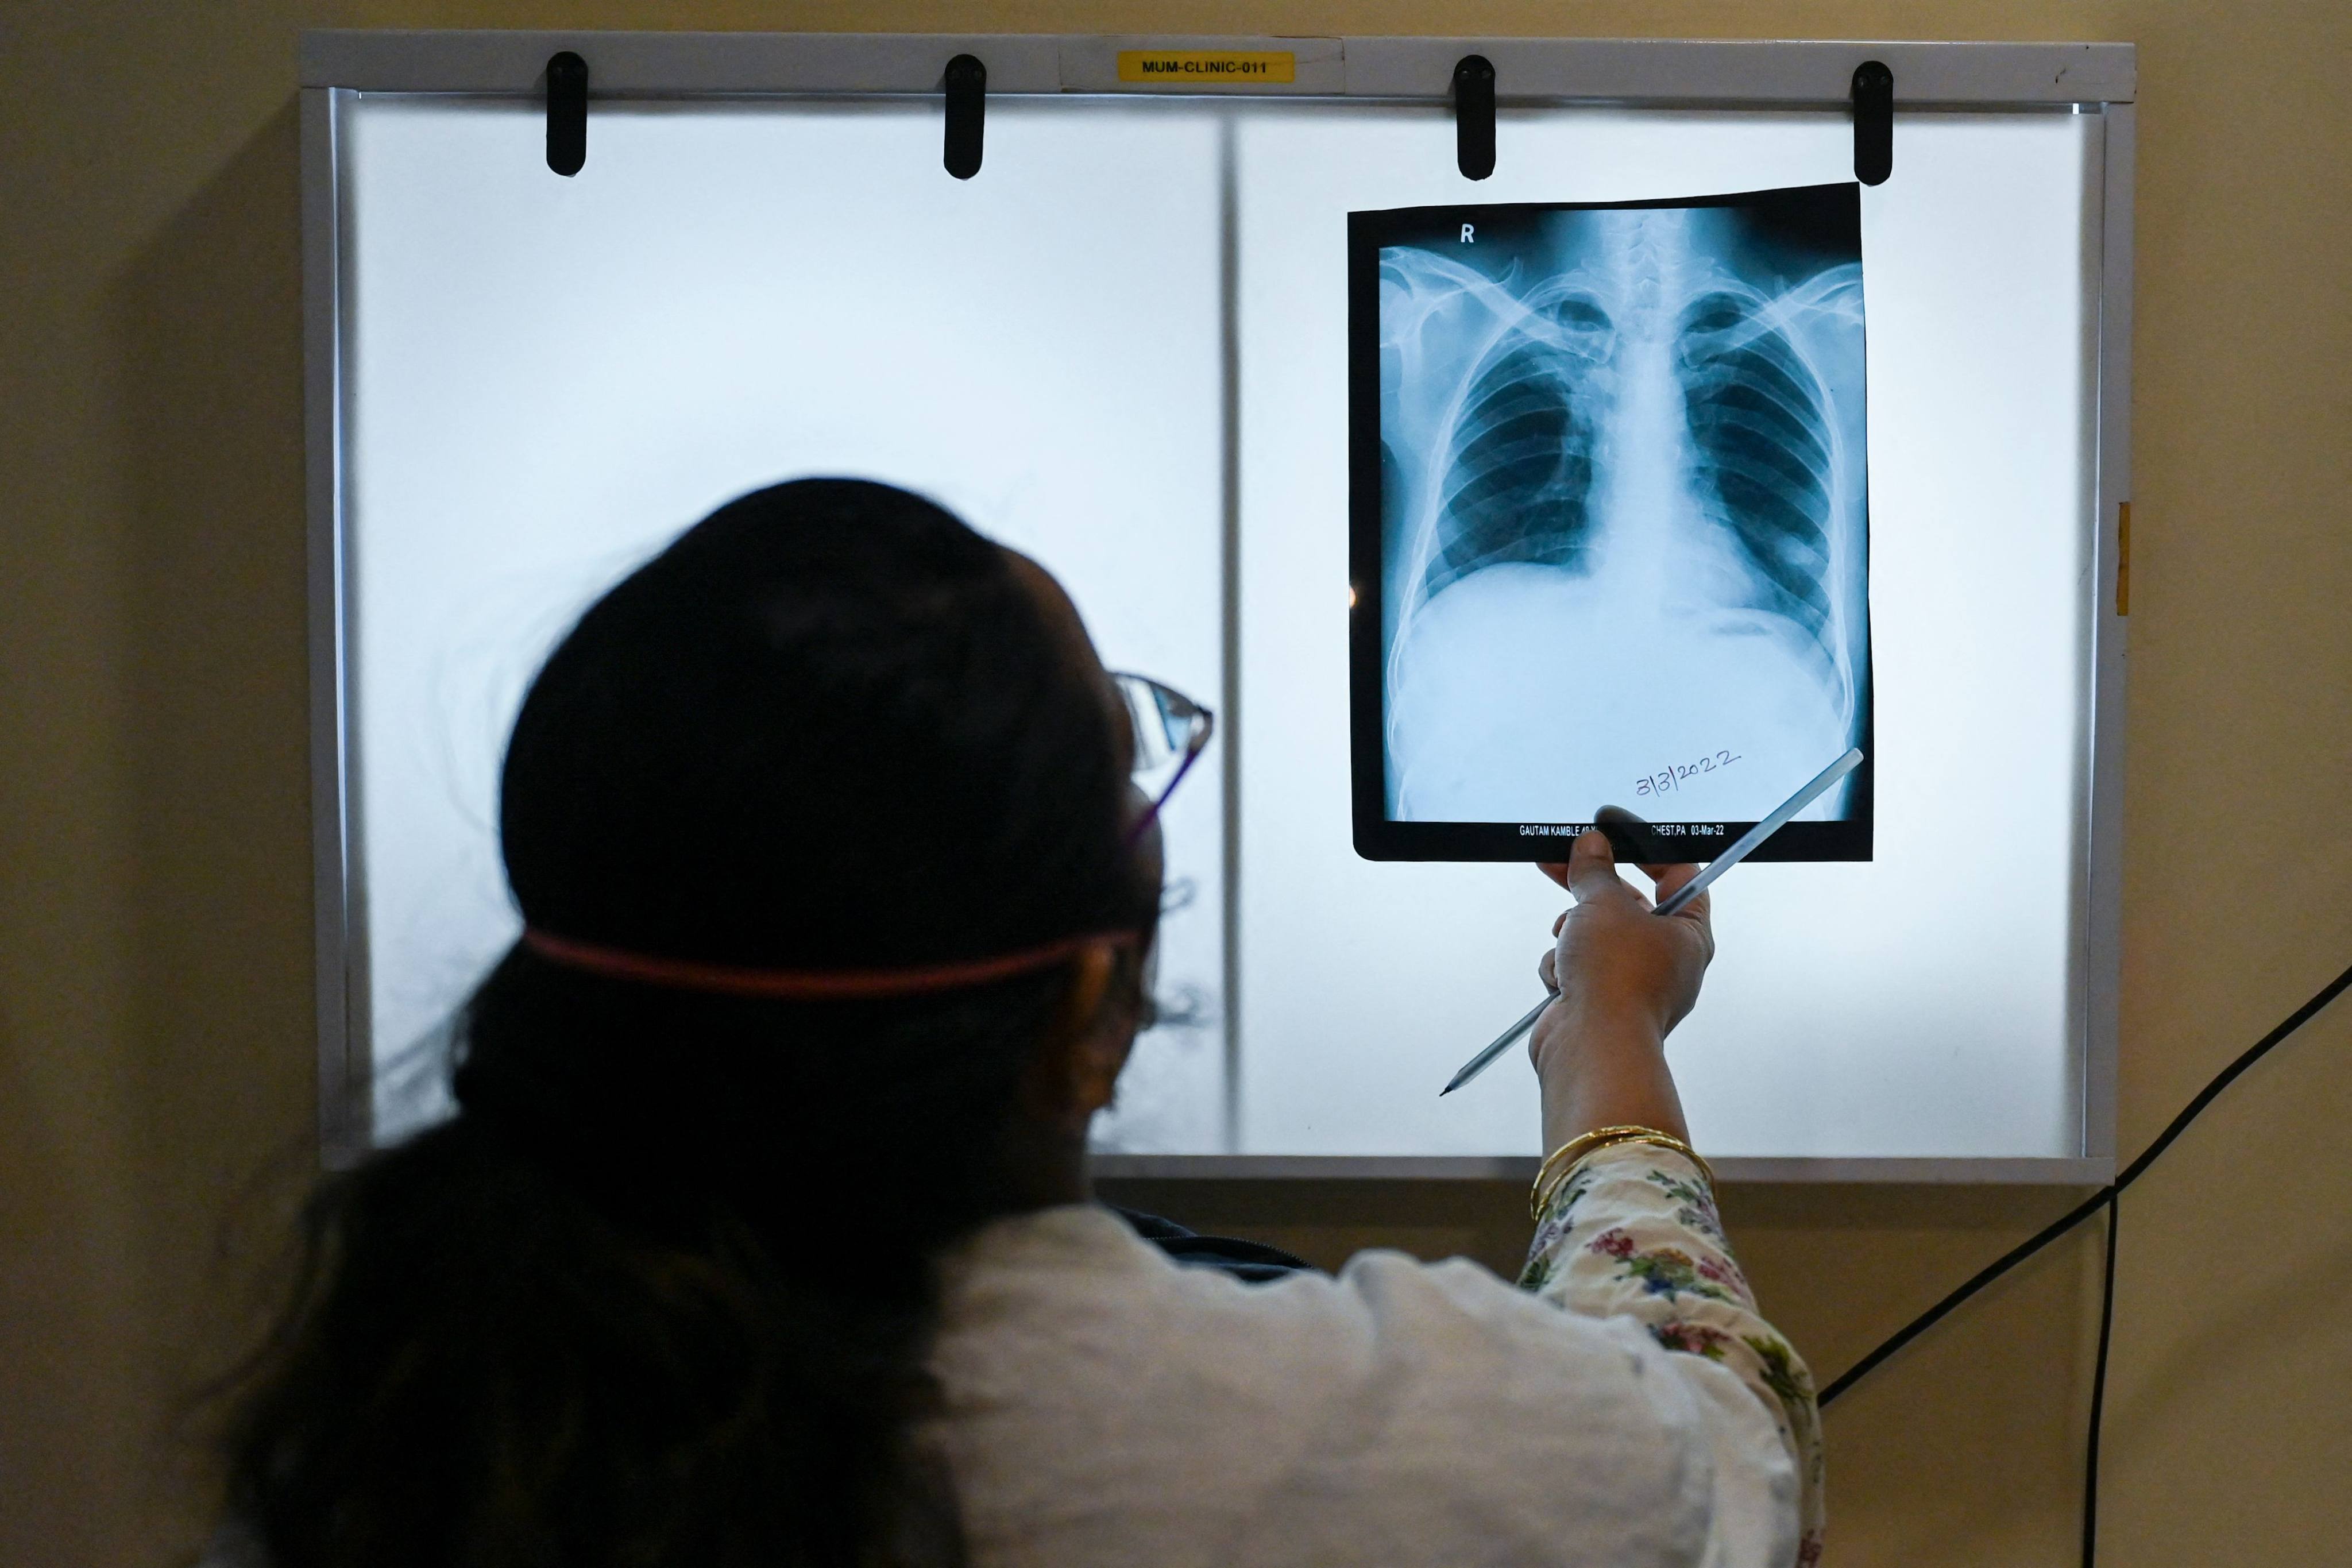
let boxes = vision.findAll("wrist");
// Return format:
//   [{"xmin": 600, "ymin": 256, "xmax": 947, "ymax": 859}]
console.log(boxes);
[
  {"xmin": 1531, "ymin": 1000, "xmax": 1686, "ymax": 1154},
  {"xmin": 1530, "ymin": 998, "xmax": 1664, "ymax": 1076}
]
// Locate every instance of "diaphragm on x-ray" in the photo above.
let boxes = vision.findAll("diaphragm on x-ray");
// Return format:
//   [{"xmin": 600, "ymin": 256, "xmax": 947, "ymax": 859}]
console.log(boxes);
[{"xmin": 1349, "ymin": 184, "xmax": 1873, "ymax": 861}]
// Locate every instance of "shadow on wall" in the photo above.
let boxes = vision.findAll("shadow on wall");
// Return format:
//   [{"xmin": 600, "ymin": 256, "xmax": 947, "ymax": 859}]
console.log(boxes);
[
  {"xmin": 109, "ymin": 94, "xmax": 319, "ymax": 1551},
  {"xmin": 0, "ymin": 1007, "xmax": 134, "ymax": 1568}
]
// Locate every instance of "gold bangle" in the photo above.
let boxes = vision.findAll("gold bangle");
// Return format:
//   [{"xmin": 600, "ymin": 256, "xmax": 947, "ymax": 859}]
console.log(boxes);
[
  {"xmin": 1530, "ymin": 1126, "xmax": 1716, "ymax": 1221},
  {"xmin": 1530, "ymin": 1125, "xmax": 1661, "ymax": 1219},
  {"xmin": 1624, "ymin": 1133, "xmax": 1717, "ymax": 1196},
  {"xmin": 1569, "ymin": 1132, "xmax": 1716, "ymax": 1212}
]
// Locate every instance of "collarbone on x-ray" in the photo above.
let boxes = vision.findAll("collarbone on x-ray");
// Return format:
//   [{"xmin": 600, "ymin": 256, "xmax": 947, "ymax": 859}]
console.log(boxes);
[{"xmin": 1372, "ymin": 190, "xmax": 1871, "ymax": 834}]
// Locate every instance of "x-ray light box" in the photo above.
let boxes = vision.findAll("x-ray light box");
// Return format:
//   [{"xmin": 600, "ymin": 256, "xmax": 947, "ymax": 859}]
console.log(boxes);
[{"xmin": 303, "ymin": 33, "xmax": 2134, "ymax": 1182}]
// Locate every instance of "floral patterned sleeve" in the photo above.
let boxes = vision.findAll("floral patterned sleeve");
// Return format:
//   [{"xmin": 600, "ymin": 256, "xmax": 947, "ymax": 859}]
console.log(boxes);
[{"xmin": 1519, "ymin": 1141, "xmax": 1825, "ymax": 1566}]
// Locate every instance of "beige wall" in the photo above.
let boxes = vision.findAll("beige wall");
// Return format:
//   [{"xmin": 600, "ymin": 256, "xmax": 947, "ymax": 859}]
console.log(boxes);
[{"xmin": 3, "ymin": 2, "xmax": 2346, "ymax": 1562}]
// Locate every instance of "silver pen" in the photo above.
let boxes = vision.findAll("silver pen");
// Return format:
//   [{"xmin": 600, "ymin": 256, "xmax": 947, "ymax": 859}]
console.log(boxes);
[{"xmin": 1438, "ymin": 747, "xmax": 1866, "ymax": 1096}]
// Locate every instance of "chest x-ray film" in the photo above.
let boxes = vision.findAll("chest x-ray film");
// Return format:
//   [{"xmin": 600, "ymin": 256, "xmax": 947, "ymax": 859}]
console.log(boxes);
[{"xmin": 1349, "ymin": 184, "xmax": 1874, "ymax": 862}]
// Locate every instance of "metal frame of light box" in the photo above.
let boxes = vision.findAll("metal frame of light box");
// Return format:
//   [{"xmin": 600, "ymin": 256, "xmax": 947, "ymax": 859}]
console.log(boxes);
[{"xmin": 300, "ymin": 30, "xmax": 2136, "ymax": 1184}]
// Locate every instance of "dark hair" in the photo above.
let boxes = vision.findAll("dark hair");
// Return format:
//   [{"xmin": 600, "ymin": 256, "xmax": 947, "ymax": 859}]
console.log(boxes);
[{"xmin": 222, "ymin": 480, "xmax": 1156, "ymax": 1567}]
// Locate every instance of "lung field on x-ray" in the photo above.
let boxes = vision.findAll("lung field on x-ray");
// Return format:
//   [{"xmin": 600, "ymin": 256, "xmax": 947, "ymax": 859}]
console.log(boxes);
[
  {"xmin": 1377, "ymin": 188, "xmax": 1869, "ymax": 828},
  {"xmin": 1678, "ymin": 288, "xmax": 1843, "ymax": 679},
  {"xmin": 1416, "ymin": 291, "xmax": 1612, "ymax": 599}
]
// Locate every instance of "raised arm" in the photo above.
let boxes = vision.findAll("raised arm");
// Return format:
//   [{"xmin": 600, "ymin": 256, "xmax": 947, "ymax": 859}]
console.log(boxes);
[{"xmin": 1520, "ymin": 827, "xmax": 1825, "ymax": 1567}]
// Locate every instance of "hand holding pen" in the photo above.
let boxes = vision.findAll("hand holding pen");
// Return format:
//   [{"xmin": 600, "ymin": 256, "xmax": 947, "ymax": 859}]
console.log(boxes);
[
  {"xmin": 1516, "ymin": 825, "xmax": 1716, "ymax": 1150},
  {"xmin": 1442, "ymin": 748, "xmax": 1864, "ymax": 1096}
]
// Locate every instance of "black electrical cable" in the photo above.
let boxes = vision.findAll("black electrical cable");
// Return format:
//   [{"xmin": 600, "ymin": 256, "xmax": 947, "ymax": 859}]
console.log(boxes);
[
  {"xmin": 2081, "ymin": 1192, "xmax": 2119, "ymax": 1567},
  {"xmin": 1814, "ymin": 1178, "xmax": 2110, "ymax": 1403},
  {"xmin": 1818, "ymin": 957, "xmax": 2352, "ymax": 1407},
  {"xmin": 1813, "ymin": 957, "xmax": 2352, "ymax": 1565}
]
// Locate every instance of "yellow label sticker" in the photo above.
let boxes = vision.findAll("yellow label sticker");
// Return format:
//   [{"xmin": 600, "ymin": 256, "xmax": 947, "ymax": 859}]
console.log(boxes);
[
  {"xmin": 2115, "ymin": 501, "xmax": 2131, "ymax": 616},
  {"xmin": 1117, "ymin": 50, "xmax": 1296, "ymax": 84}
]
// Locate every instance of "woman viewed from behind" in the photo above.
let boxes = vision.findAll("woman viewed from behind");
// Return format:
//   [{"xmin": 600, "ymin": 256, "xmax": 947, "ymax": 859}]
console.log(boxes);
[{"xmin": 219, "ymin": 479, "xmax": 1821, "ymax": 1567}]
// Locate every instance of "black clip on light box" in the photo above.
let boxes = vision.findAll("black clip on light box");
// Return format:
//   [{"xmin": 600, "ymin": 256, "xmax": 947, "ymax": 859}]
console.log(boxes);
[
  {"xmin": 1453, "ymin": 55, "xmax": 1496, "ymax": 181},
  {"xmin": 545, "ymin": 51, "xmax": 588, "ymax": 177},
  {"xmin": 944, "ymin": 54, "xmax": 987, "ymax": 180},
  {"xmin": 1851, "ymin": 60, "xmax": 1894, "ymax": 186}
]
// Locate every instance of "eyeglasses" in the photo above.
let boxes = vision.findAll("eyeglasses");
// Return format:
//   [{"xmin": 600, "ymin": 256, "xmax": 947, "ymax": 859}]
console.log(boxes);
[{"xmin": 1110, "ymin": 671, "xmax": 1214, "ymax": 849}]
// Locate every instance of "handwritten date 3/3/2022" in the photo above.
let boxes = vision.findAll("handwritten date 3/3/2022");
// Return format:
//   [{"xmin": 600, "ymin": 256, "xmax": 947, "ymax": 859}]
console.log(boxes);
[{"xmin": 1636, "ymin": 750, "xmax": 1741, "ymax": 797}]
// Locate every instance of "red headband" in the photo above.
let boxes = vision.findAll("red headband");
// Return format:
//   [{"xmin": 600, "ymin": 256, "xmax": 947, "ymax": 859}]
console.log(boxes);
[{"xmin": 520, "ymin": 926, "xmax": 1137, "ymax": 1001}]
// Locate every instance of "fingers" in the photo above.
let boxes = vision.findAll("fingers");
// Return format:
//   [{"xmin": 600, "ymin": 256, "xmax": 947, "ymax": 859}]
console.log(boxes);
[
  {"xmin": 1542, "ymin": 829, "xmax": 1639, "ymax": 903},
  {"xmin": 1633, "ymin": 866, "xmax": 1713, "ymax": 945},
  {"xmin": 1592, "ymin": 804, "xmax": 1658, "ymax": 864},
  {"xmin": 1564, "ymin": 828, "xmax": 1625, "ymax": 904},
  {"xmin": 1537, "ymin": 947, "xmax": 1558, "ymax": 993},
  {"xmin": 1644, "ymin": 861, "xmax": 1705, "ymax": 905},
  {"xmin": 1585, "ymin": 805, "xmax": 1699, "ymax": 902}
]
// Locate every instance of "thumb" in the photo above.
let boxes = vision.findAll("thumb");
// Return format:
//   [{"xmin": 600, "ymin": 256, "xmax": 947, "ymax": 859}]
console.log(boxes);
[{"xmin": 1565, "ymin": 827, "xmax": 1626, "ymax": 905}]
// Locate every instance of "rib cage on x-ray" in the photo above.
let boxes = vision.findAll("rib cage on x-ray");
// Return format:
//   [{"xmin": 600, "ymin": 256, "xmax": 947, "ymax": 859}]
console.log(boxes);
[
  {"xmin": 1409, "ymin": 285, "xmax": 1612, "ymax": 600},
  {"xmin": 1380, "ymin": 206, "xmax": 1868, "ymax": 817},
  {"xmin": 1676, "ymin": 282, "xmax": 1856, "ymax": 699}
]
